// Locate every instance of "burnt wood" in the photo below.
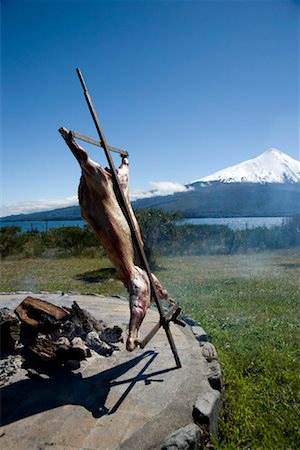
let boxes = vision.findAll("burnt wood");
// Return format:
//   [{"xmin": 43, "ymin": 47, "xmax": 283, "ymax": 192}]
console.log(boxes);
[
  {"xmin": 27, "ymin": 337, "xmax": 87, "ymax": 367},
  {"xmin": 0, "ymin": 309, "xmax": 20, "ymax": 353},
  {"xmin": 15, "ymin": 296, "xmax": 69, "ymax": 329}
]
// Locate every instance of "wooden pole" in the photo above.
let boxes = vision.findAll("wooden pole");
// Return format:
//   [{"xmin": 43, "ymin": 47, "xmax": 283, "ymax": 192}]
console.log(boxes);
[{"xmin": 76, "ymin": 68, "xmax": 181, "ymax": 368}]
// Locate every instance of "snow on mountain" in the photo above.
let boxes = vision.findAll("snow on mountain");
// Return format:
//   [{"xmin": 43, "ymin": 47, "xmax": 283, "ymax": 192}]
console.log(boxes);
[{"xmin": 190, "ymin": 148, "xmax": 300, "ymax": 185}]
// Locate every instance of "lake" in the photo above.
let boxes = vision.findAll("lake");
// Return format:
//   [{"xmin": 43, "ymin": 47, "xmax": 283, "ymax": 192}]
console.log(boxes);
[
  {"xmin": 0, "ymin": 220, "xmax": 85, "ymax": 233},
  {"xmin": 0, "ymin": 217, "xmax": 288, "ymax": 233}
]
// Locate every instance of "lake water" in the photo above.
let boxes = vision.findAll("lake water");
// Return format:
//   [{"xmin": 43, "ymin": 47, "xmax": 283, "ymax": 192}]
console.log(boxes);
[
  {"xmin": 0, "ymin": 217, "xmax": 288, "ymax": 233},
  {"xmin": 0, "ymin": 220, "xmax": 85, "ymax": 233}
]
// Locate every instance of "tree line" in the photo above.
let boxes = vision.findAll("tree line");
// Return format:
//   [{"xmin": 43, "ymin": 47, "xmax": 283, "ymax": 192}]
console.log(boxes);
[{"xmin": 1, "ymin": 209, "xmax": 299, "ymax": 262}]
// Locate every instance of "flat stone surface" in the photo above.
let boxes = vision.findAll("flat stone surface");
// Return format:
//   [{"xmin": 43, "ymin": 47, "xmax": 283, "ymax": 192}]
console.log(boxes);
[{"xmin": 0, "ymin": 293, "xmax": 212, "ymax": 450}]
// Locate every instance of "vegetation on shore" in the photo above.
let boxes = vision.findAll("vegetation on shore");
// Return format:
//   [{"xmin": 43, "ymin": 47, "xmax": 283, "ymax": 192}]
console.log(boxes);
[
  {"xmin": 0, "ymin": 209, "xmax": 299, "ymax": 449},
  {"xmin": 1, "ymin": 210, "xmax": 299, "ymax": 262}
]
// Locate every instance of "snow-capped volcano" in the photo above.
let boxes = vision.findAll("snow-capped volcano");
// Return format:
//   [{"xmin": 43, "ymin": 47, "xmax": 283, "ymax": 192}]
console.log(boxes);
[{"xmin": 191, "ymin": 148, "xmax": 300, "ymax": 184}]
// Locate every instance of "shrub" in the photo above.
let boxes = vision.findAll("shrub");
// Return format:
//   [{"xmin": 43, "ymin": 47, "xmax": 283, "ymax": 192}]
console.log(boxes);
[
  {"xmin": 134, "ymin": 208, "xmax": 182, "ymax": 266},
  {"xmin": 1, "ymin": 213, "xmax": 299, "ymax": 259},
  {"xmin": 45, "ymin": 226, "xmax": 99, "ymax": 256},
  {"xmin": 0, "ymin": 226, "xmax": 26, "ymax": 258}
]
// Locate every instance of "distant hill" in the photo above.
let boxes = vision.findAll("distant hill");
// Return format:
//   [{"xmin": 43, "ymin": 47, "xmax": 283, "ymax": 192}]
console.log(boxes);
[
  {"xmin": 0, "ymin": 205, "xmax": 81, "ymax": 222},
  {"xmin": 132, "ymin": 182, "xmax": 300, "ymax": 217},
  {"xmin": 132, "ymin": 148, "xmax": 300, "ymax": 217},
  {"xmin": 1, "ymin": 182, "xmax": 299, "ymax": 222},
  {"xmin": 1, "ymin": 148, "xmax": 299, "ymax": 222}
]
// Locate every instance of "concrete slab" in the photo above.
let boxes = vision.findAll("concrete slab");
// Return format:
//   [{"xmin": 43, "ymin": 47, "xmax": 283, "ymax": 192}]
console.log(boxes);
[{"xmin": 0, "ymin": 293, "xmax": 214, "ymax": 450}]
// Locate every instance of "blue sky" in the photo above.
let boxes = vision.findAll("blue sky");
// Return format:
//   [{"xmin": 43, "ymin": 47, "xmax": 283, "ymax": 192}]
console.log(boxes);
[{"xmin": 1, "ymin": 0, "xmax": 299, "ymax": 216}]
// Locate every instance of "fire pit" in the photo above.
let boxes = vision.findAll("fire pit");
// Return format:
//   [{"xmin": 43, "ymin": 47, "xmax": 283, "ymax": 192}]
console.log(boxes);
[
  {"xmin": 0, "ymin": 296, "xmax": 123, "ymax": 384},
  {"xmin": 0, "ymin": 293, "xmax": 221, "ymax": 450}
]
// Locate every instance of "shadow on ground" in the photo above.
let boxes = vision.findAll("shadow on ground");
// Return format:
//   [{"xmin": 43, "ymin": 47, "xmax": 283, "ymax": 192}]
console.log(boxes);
[
  {"xmin": 1, "ymin": 351, "xmax": 177, "ymax": 426},
  {"xmin": 74, "ymin": 268, "xmax": 117, "ymax": 283}
]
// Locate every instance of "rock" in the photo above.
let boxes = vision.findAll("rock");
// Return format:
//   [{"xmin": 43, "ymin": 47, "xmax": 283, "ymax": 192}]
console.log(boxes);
[
  {"xmin": 161, "ymin": 423, "xmax": 202, "ymax": 450},
  {"xmin": 207, "ymin": 359, "xmax": 222, "ymax": 392},
  {"xmin": 191, "ymin": 326, "xmax": 208, "ymax": 342},
  {"xmin": 85, "ymin": 331, "xmax": 113, "ymax": 356},
  {"xmin": 201, "ymin": 342, "xmax": 218, "ymax": 362},
  {"xmin": 181, "ymin": 316, "xmax": 196, "ymax": 326},
  {"xmin": 193, "ymin": 389, "xmax": 221, "ymax": 437}
]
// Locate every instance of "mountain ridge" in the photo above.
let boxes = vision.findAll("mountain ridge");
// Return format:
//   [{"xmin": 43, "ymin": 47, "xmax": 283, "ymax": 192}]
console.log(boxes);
[
  {"xmin": 190, "ymin": 148, "xmax": 300, "ymax": 185},
  {"xmin": 1, "ymin": 148, "xmax": 299, "ymax": 221},
  {"xmin": 132, "ymin": 182, "xmax": 300, "ymax": 218}
]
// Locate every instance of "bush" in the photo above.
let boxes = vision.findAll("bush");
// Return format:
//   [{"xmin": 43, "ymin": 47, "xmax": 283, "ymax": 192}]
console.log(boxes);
[
  {"xmin": 1, "ymin": 213, "xmax": 299, "ymax": 260},
  {"xmin": 134, "ymin": 208, "xmax": 182, "ymax": 266},
  {"xmin": 0, "ymin": 224, "xmax": 101, "ymax": 259},
  {"xmin": 44, "ymin": 226, "xmax": 100, "ymax": 256},
  {"xmin": 0, "ymin": 226, "xmax": 22, "ymax": 236},
  {"xmin": 283, "ymin": 214, "xmax": 300, "ymax": 246},
  {"xmin": 0, "ymin": 226, "xmax": 26, "ymax": 258}
]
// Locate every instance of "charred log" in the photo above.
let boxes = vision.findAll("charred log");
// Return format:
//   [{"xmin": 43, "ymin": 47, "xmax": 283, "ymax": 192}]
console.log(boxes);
[
  {"xmin": 25, "ymin": 336, "xmax": 90, "ymax": 368},
  {"xmin": 2, "ymin": 297, "xmax": 124, "ymax": 376},
  {"xmin": 100, "ymin": 325, "xmax": 123, "ymax": 344},
  {"xmin": 15, "ymin": 297, "xmax": 69, "ymax": 331},
  {"xmin": 1, "ymin": 297, "xmax": 124, "ymax": 381},
  {"xmin": 0, "ymin": 308, "xmax": 20, "ymax": 354},
  {"xmin": 66, "ymin": 301, "xmax": 104, "ymax": 334}
]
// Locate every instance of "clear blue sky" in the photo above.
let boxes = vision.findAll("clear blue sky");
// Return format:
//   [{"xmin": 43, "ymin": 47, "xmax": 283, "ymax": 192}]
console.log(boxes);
[{"xmin": 1, "ymin": 0, "xmax": 299, "ymax": 215}]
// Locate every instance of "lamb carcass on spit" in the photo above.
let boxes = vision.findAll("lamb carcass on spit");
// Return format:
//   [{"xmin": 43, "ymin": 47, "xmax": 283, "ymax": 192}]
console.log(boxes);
[{"xmin": 59, "ymin": 128, "xmax": 174, "ymax": 351}]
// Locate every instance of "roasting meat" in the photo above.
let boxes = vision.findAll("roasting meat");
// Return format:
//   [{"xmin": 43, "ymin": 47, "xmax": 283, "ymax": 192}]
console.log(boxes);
[{"xmin": 59, "ymin": 128, "xmax": 174, "ymax": 351}]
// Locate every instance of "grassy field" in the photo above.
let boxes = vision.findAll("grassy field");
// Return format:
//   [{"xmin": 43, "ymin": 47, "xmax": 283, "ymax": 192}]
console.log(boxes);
[{"xmin": 1, "ymin": 249, "xmax": 299, "ymax": 449}]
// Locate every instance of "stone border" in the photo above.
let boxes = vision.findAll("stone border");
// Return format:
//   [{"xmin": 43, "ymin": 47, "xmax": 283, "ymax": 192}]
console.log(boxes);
[{"xmin": 160, "ymin": 316, "xmax": 222, "ymax": 450}]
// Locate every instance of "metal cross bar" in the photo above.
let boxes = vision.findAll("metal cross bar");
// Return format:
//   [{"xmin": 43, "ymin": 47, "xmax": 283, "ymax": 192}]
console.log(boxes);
[
  {"xmin": 71, "ymin": 130, "xmax": 128, "ymax": 157},
  {"xmin": 75, "ymin": 68, "xmax": 183, "ymax": 368}
]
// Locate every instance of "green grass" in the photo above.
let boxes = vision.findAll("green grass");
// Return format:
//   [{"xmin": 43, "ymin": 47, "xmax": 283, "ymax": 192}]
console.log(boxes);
[
  {"xmin": 0, "ymin": 256, "xmax": 127, "ymax": 297},
  {"xmin": 1, "ymin": 249, "xmax": 299, "ymax": 448},
  {"xmin": 156, "ymin": 250, "xmax": 300, "ymax": 449}
]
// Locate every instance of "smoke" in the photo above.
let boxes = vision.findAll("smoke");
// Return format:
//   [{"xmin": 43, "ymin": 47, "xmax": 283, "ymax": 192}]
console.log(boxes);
[{"xmin": 130, "ymin": 181, "xmax": 194, "ymax": 201}]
